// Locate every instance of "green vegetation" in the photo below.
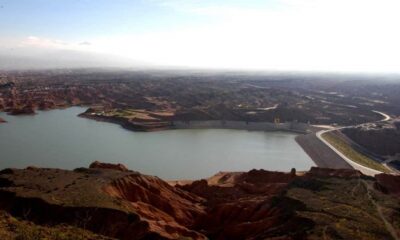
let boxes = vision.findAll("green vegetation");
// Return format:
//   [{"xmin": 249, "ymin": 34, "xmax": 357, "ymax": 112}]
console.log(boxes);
[
  {"xmin": 103, "ymin": 108, "xmax": 158, "ymax": 121},
  {"xmin": 110, "ymin": 109, "xmax": 133, "ymax": 117},
  {"xmin": 287, "ymin": 177, "xmax": 400, "ymax": 240},
  {"xmin": 322, "ymin": 132, "xmax": 389, "ymax": 173},
  {"xmin": 0, "ymin": 211, "xmax": 114, "ymax": 240}
]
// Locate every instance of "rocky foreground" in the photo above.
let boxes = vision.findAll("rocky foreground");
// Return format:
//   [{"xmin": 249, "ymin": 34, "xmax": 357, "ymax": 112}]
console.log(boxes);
[{"xmin": 0, "ymin": 162, "xmax": 399, "ymax": 240}]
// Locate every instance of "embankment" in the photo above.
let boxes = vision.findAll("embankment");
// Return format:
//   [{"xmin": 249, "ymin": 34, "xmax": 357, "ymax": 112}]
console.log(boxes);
[
  {"xmin": 295, "ymin": 133, "xmax": 352, "ymax": 169},
  {"xmin": 81, "ymin": 110, "xmax": 312, "ymax": 133}
]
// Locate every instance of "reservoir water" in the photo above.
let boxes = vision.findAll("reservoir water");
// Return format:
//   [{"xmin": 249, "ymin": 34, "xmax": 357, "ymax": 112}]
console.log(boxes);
[{"xmin": 0, "ymin": 107, "xmax": 314, "ymax": 179}]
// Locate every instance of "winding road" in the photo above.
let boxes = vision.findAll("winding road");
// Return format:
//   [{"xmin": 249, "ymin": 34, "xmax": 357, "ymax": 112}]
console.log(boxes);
[{"xmin": 316, "ymin": 111, "xmax": 391, "ymax": 176}]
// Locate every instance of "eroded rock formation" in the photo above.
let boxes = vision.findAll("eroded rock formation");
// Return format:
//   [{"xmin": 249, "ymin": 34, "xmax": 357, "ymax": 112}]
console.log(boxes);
[
  {"xmin": 0, "ymin": 163, "xmax": 399, "ymax": 240},
  {"xmin": 89, "ymin": 161, "xmax": 129, "ymax": 172},
  {"xmin": 8, "ymin": 105, "xmax": 36, "ymax": 115}
]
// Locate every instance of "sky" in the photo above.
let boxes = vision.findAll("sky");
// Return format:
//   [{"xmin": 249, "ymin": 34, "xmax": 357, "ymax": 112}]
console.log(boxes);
[{"xmin": 0, "ymin": 0, "xmax": 400, "ymax": 72}]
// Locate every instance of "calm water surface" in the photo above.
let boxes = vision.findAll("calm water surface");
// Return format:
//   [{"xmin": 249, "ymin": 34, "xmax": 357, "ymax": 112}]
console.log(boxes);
[{"xmin": 0, "ymin": 107, "xmax": 314, "ymax": 179}]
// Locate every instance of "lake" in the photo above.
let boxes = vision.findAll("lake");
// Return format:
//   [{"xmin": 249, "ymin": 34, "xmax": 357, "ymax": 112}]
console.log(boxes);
[{"xmin": 0, "ymin": 107, "xmax": 314, "ymax": 179}]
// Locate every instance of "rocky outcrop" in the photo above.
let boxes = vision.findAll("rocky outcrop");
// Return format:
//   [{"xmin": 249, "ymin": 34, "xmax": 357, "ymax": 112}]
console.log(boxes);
[
  {"xmin": 0, "ymin": 164, "xmax": 399, "ymax": 240},
  {"xmin": 0, "ymin": 165, "xmax": 206, "ymax": 240},
  {"xmin": 180, "ymin": 169, "xmax": 306, "ymax": 240},
  {"xmin": 89, "ymin": 161, "xmax": 129, "ymax": 172},
  {"xmin": 306, "ymin": 166, "xmax": 362, "ymax": 178},
  {"xmin": 79, "ymin": 109, "xmax": 173, "ymax": 132},
  {"xmin": 8, "ymin": 105, "xmax": 36, "ymax": 115},
  {"xmin": 104, "ymin": 174, "xmax": 206, "ymax": 239}
]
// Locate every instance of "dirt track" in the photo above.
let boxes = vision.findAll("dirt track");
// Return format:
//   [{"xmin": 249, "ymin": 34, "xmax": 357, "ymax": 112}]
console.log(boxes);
[{"xmin": 296, "ymin": 133, "xmax": 352, "ymax": 169}]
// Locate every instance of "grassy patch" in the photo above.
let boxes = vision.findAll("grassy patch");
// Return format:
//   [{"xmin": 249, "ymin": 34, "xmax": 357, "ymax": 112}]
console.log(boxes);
[
  {"xmin": 0, "ymin": 211, "xmax": 114, "ymax": 240},
  {"xmin": 107, "ymin": 109, "xmax": 158, "ymax": 120},
  {"xmin": 286, "ymin": 177, "xmax": 400, "ymax": 240},
  {"xmin": 322, "ymin": 132, "xmax": 389, "ymax": 173}
]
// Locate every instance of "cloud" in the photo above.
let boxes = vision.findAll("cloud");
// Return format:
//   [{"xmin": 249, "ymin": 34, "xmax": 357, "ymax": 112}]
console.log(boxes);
[
  {"xmin": 3, "ymin": 0, "xmax": 400, "ymax": 72},
  {"xmin": 22, "ymin": 36, "xmax": 69, "ymax": 48},
  {"xmin": 151, "ymin": 0, "xmax": 273, "ymax": 17},
  {"xmin": 79, "ymin": 41, "xmax": 92, "ymax": 46},
  {"xmin": 85, "ymin": 0, "xmax": 400, "ymax": 72},
  {"xmin": 0, "ymin": 50, "xmax": 139, "ymax": 70},
  {"xmin": 18, "ymin": 36, "xmax": 94, "ymax": 52}
]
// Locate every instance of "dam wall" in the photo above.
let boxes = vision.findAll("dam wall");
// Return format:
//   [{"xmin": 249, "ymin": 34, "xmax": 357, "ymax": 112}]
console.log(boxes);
[{"xmin": 172, "ymin": 120, "xmax": 310, "ymax": 133}]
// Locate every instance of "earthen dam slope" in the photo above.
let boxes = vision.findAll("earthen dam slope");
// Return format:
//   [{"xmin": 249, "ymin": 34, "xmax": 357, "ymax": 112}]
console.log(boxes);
[{"xmin": 296, "ymin": 133, "xmax": 353, "ymax": 169}]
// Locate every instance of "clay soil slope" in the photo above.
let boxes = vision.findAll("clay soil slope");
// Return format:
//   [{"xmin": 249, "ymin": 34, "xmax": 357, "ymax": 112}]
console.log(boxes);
[{"xmin": 0, "ymin": 163, "xmax": 399, "ymax": 240}]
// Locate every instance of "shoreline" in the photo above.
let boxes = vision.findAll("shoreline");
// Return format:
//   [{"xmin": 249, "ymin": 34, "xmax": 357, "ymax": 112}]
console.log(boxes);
[
  {"xmin": 35, "ymin": 108, "xmax": 400, "ymax": 177},
  {"xmin": 170, "ymin": 120, "xmax": 310, "ymax": 134},
  {"xmin": 3, "ymin": 107, "xmax": 340, "ymax": 172},
  {"xmin": 80, "ymin": 112, "xmax": 322, "ymax": 172},
  {"xmin": 79, "ymin": 112, "xmax": 312, "ymax": 134},
  {"xmin": 295, "ymin": 133, "xmax": 353, "ymax": 170}
]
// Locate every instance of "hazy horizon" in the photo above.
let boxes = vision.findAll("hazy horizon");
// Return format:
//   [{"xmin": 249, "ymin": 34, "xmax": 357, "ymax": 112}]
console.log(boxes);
[{"xmin": 1, "ymin": 0, "xmax": 400, "ymax": 73}]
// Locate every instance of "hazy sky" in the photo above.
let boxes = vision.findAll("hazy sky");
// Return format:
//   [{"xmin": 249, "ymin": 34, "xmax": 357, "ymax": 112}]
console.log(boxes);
[{"xmin": 1, "ymin": 0, "xmax": 400, "ymax": 72}]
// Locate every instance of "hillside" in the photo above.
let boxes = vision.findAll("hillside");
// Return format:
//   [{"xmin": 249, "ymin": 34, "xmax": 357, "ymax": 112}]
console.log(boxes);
[{"xmin": 0, "ymin": 162, "xmax": 399, "ymax": 239}]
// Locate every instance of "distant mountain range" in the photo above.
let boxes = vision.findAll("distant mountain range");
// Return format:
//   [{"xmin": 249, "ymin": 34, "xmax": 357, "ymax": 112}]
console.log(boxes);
[{"xmin": 0, "ymin": 48, "xmax": 144, "ymax": 70}]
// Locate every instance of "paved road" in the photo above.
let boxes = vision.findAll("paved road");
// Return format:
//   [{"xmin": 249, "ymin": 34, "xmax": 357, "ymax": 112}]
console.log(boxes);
[
  {"xmin": 373, "ymin": 110, "xmax": 391, "ymax": 121},
  {"xmin": 316, "ymin": 129, "xmax": 383, "ymax": 176},
  {"xmin": 315, "ymin": 110, "xmax": 392, "ymax": 176}
]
